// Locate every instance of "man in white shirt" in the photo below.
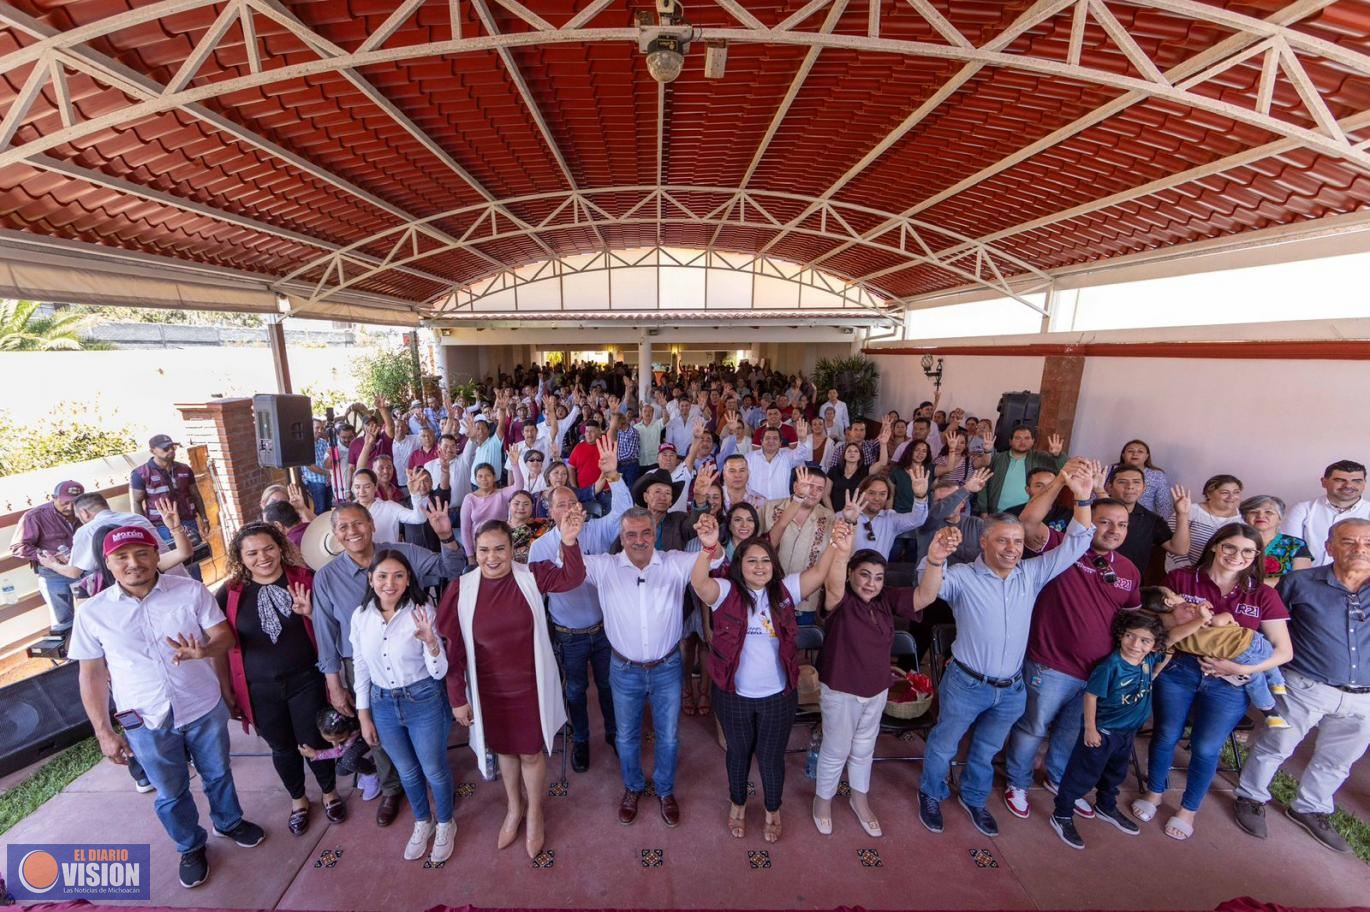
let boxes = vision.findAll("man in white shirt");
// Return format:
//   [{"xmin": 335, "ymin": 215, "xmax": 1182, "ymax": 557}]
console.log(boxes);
[
  {"xmin": 745, "ymin": 420, "xmax": 814, "ymax": 501},
  {"xmin": 583, "ymin": 507, "xmax": 718, "ymax": 828},
  {"xmin": 823, "ymin": 389, "xmax": 850, "ymax": 440},
  {"xmin": 68, "ymin": 526, "xmax": 264, "ymax": 888},
  {"xmin": 1283, "ymin": 459, "xmax": 1370, "ymax": 565}
]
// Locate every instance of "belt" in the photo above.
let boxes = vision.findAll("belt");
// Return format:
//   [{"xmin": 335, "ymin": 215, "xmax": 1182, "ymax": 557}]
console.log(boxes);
[
  {"xmin": 613, "ymin": 649, "xmax": 673, "ymax": 669},
  {"xmin": 954, "ymin": 659, "xmax": 1022, "ymax": 688},
  {"xmin": 553, "ymin": 622, "xmax": 604, "ymax": 636},
  {"xmin": 1332, "ymin": 683, "xmax": 1370, "ymax": 695}
]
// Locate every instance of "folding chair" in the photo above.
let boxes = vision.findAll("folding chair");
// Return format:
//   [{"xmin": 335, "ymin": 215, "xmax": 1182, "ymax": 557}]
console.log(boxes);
[
  {"xmin": 787, "ymin": 625, "xmax": 825, "ymax": 752},
  {"xmin": 873, "ymin": 631, "xmax": 936, "ymax": 763}
]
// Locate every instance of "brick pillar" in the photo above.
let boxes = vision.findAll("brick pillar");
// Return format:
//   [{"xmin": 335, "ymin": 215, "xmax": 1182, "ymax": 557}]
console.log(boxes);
[
  {"xmin": 177, "ymin": 398, "xmax": 285, "ymax": 538},
  {"xmin": 1036, "ymin": 355, "xmax": 1085, "ymax": 450}
]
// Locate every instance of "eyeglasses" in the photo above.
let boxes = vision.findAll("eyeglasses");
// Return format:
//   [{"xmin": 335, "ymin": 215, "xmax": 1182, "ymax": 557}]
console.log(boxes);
[
  {"xmin": 1091, "ymin": 554, "xmax": 1118, "ymax": 585},
  {"xmin": 1217, "ymin": 543, "xmax": 1260, "ymax": 559}
]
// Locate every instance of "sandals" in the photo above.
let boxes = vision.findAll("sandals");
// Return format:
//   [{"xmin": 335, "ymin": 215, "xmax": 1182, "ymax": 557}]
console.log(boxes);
[
  {"xmin": 1130, "ymin": 798, "xmax": 1158, "ymax": 823},
  {"xmin": 1164, "ymin": 815, "xmax": 1194, "ymax": 841},
  {"xmin": 763, "ymin": 811, "xmax": 782, "ymax": 844},
  {"xmin": 728, "ymin": 804, "xmax": 746, "ymax": 839},
  {"xmin": 697, "ymin": 689, "xmax": 712, "ymax": 716},
  {"xmin": 682, "ymin": 686, "xmax": 698, "ymax": 716},
  {"xmin": 288, "ymin": 805, "xmax": 311, "ymax": 836}
]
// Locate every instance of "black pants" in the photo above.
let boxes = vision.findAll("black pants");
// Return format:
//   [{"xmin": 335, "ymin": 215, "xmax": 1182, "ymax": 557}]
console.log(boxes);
[
  {"xmin": 1053, "ymin": 727, "xmax": 1136, "ymax": 818},
  {"xmin": 713, "ymin": 685, "xmax": 798, "ymax": 812},
  {"xmin": 249, "ymin": 669, "xmax": 337, "ymax": 800}
]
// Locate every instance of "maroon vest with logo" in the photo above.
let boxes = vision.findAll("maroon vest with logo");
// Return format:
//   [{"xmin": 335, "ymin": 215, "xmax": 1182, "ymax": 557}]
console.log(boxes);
[{"xmin": 707, "ymin": 582, "xmax": 800, "ymax": 694}]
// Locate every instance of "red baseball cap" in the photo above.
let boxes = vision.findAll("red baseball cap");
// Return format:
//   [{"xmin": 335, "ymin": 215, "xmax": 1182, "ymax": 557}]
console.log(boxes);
[
  {"xmin": 53, "ymin": 481, "xmax": 85, "ymax": 503},
  {"xmin": 102, "ymin": 526, "xmax": 161, "ymax": 558}
]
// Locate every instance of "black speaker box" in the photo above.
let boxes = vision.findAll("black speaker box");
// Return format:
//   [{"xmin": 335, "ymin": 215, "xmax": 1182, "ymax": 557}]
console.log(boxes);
[
  {"xmin": 0, "ymin": 661, "xmax": 92, "ymax": 777},
  {"xmin": 994, "ymin": 390, "xmax": 1041, "ymax": 452},
  {"xmin": 253, "ymin": 393, "xmax": 315, "ymax": 468}
]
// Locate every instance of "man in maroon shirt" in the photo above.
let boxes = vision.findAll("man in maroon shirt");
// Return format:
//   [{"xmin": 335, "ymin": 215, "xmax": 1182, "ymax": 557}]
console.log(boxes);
[
  {"xmin": 1002, "ymin": 494, "xmax": 1141, "ymax": 821},
  {"xmin": 750, "ymin": 407, "xmax": 798, "ymax": 447},
  {"xmin": 12, "ymin": 480, "xmax": 84, "ymax": 635},
  {"xmin": 130, "ymin": 435, "xmax": 208, "ymax": 581}
]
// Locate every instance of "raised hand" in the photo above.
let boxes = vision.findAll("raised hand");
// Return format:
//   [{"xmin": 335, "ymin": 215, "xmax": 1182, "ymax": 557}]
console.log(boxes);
[
  {"xmin": 1047, "ymin": 432, "xmax": 1065, "ymax": 456},
  {"xmin": 693, "ymin": 461, "xmax": 718, "ymax": 497},
  {"xmin": 830, "ymin": 519, "xmax": 853, "ymax": 554},
  {"xmin": 694, "ymin": 511, "xmax": 720, "ymax": 549},
  {"xmin": 795, "ymin": 416, "xmax": 810, "ymax": 440},
  {"xmin": 155, "ymin": 496, "xmax": 180, "ymax": 531},
  {"xmin": 878, "ymin": 418, "xmax": 893, "ymax": 445},
  {"xmin": 560, "ymin": 504, "xmax": 586, "ymax": 544},
  {"xmin": 927, "ymin": 526, "xmax": 962, "ymax": 563},
  {"xmin": 1089, "ymin": 458, "xmax": 1108, "ymax": 493},
  {"xmin": 910, "ymin": 463, "xmax": 930, "ymax": 498},
  {"xmin": 964, "ymin": 466, "xmax": 992, "ymax": 494},
  {"xmin": 1065, "ymin": 463, "xmax": 1095, "ymax": 500},
  {"xmin": 424, "ymin": 500, "xmax": 454, "ymax": 540},
  {"xmin": 164, "ymin": 632, "xmax": 206, "ymax": 665},
  {"xmin": 287, "ymin": 483, "xmax": 307, "ymax": 510},
  {"xmin": 596, "ymin": 434, "xmax": 619, "ymax": 474},
  {"xmin": 1171, "ymin": 484, "xmax": 1192, "ymax": 515},
  {"xmin": 289, "ymin": 582, "xmax": 312, "ymax": 617},
  {"xmin": 843, "ymin": 487, "xmax": 869, "ymax": 522},
  {"xmin": 411, "ymin": 605, "xmax": 438, "ymax": 648},
  {"xmin": 691, "ymin": 417, "xmax": 705, "ymax": 440},
  {"xmin": 406, "ymin": 466, "xmax": 426, "ymax": 491}
]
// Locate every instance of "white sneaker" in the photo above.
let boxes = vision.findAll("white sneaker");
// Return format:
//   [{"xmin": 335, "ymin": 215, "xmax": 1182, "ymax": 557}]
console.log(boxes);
[
  {"xmin": 430, "ymin": 821, "xmax": 457, "ymax": 864},
  {"xmin": 1043, "ymin": 778, "xmax": 1096, "ymax": 819},
  {"xmin": 1003, "ymin": 786, "xmax": 1030, "ymax": 819},
  {"xmin": 404, "ymin": 821, "xmax": 436, "ymax": 861}
]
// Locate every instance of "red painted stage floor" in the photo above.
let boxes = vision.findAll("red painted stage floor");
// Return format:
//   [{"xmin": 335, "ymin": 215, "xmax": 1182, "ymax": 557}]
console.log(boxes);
[{"xmin": 4, "ymin": 708, "xmax": 1367, "ymax": 911}]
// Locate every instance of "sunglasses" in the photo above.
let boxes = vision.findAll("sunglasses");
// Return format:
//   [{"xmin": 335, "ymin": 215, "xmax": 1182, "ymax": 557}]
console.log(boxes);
[
  {"xmin": 862, "ymin": 520, "xmax": 876, "ymax": 542},
  {"xmin": 1091, "ymin": 554, "xmax": 1118, "ymax": 585}
]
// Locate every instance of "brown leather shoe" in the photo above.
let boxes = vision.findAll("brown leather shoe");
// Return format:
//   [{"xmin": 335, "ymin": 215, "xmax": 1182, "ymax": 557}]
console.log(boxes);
[
  {"xmin": 618, "ymin": 790, "xmax": 641, "ymax": 825},
  {"xmin": 376, "ymin": 793, "xmax": 402, "ymax": 827},
  {"xmin": 660, "ymin": 795, "xmax": 680, "ymax": 828}
]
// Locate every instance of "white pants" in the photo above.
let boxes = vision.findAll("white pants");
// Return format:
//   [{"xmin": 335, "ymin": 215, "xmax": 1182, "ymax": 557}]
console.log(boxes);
[
  {"xmin": 816, "ymin": 683, "xmax": 887, "ymax": 800},
  {"xmin": 1236, "ymin": 670, "xmax": 1370, "ymax": 815}
]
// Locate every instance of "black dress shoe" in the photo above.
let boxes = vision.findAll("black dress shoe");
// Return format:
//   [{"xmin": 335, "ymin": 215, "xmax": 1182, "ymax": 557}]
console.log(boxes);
[
  {"xmin": 572, "ymin": 741, "xmax": 590, "ymax": 773},
  {"xmin": 376, "ymin": 793, "xmax": 402, "ymax": 827},
  {"xmin": 289, "ymin": 806, "xmax": 310, "ymax": 836}
]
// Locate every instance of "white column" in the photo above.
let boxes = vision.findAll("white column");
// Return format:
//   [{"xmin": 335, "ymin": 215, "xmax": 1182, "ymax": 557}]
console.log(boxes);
[{"xmin": 638, "ymin": 336, "xmax": 652, "ymax": 404}]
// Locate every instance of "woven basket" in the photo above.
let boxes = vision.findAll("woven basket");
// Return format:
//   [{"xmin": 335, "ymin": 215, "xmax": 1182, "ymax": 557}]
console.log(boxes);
[{"xmin": 883, "ymin": 692, "xmax": 933, "ymax": 719}]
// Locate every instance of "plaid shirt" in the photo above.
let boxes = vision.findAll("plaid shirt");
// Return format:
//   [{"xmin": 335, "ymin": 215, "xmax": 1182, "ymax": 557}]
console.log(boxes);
[
  {"xmin": 301, "ymin": 438, "xmax": 329, "ymax": 485},
  {"xmin": 616, "ymin": 426, "xmax": 641, "ymax": 463}
]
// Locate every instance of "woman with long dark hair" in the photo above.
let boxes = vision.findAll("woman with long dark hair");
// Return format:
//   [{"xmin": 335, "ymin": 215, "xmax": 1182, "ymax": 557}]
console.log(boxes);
[
  {"xmin": 350, "ymin": 550, "xmax": 453, "ymax": 864},
  {"xmin": 1133, "ymin": 523, "xmax": 1292, "ymax": 841},
  {"xmin": 889, "ymin": 438, "xmax": 934, "ymax": 514},
  {"xmin": 684, "ymin": 499, "xmax": 763, "ymax": 717},
  {"xmin": 688, "ymin": 515, "xmax": 839, "ymax": 844},
  {"xmin": 216, "ymin": 522, "xmax": 339, "ymax": 836}
]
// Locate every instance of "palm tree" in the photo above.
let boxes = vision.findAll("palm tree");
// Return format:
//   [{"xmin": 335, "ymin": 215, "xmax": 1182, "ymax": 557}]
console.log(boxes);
[{"xmin": 0, "ymin": 299, "xmax": 94, "ymax": 351}]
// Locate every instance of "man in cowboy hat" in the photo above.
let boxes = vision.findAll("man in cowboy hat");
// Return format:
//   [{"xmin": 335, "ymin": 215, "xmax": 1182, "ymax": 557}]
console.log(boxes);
[{"xmin": 621, "ymin": 468, "xmax": 705, "ymax": 553}]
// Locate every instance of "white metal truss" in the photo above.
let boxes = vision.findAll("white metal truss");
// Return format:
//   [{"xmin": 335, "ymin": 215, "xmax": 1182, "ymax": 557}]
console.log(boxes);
[
  {"xmin": 271, "ymin": 185, "xmax": 1055, "ymax": 313},
  {"xmin": 433, "ymin": 246, "xmax": 899, "ymax": 326},
  {"xmin": 0, "ymin": 0, "xmax": 1368, "ymax": 316}
]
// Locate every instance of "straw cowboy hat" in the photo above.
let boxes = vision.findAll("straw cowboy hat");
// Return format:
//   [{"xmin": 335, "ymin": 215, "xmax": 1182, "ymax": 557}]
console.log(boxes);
[{"xmin": 299, "ymin": 511, "xmax": 345, "ymax": 571}]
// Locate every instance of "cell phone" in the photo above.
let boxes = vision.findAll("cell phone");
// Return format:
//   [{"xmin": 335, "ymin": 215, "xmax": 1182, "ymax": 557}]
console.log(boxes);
[{"xmin": 113, "ymin": 709, "xmax": 144, "ymax": 731}]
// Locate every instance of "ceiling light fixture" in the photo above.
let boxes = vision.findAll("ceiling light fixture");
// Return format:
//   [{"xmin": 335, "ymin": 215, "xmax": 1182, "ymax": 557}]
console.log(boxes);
[{"xmin": 639, "ymin": 0, "xmax": 694, "ymax": 84}]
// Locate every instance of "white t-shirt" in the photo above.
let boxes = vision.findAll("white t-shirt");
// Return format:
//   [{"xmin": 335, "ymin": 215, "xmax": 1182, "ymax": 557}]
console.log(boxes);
[{"xmin": 709, "ymin": 572, "xmax": 802, "ymax": 698}]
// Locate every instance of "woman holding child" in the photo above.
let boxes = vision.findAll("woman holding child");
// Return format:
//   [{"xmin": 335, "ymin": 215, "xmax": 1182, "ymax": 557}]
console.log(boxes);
[{"xmin": 1133, "ymin": 523, "xmax": 1292, "ymax": 841}]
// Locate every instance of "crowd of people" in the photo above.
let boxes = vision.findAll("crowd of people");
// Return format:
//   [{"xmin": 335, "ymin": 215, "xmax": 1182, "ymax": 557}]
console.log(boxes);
[{"xmin": 10, "ymin": 358, "xmax": 1369, "ymax": 887}]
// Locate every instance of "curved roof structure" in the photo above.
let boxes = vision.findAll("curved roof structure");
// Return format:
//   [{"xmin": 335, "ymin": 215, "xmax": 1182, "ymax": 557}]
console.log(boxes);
[{"xmin": 0, "ymin": 0, "xmax": 1367, "ymax": 326}]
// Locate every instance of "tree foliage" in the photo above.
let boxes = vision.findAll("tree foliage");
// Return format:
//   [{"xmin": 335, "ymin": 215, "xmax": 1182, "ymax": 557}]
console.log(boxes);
[
  {"xmin": 0, "ymin": 300, "xmax": 97, "ymax": 351},
  {"xmin": 813, "ymin": 355, "xmax": 880, "ymax": 420},
  {"xmin": 0, "ymin": 406, "xmax": 138, "ymax": 477},
  {"xmin": 354, "ymin": 347, "xmax": 417, "ymax": 406}
]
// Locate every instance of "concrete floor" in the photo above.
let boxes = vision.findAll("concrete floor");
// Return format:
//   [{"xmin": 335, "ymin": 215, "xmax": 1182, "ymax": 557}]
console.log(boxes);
[{"xmin": 4, "ymin": 703, "xmax": 1369, "ymax": 912}]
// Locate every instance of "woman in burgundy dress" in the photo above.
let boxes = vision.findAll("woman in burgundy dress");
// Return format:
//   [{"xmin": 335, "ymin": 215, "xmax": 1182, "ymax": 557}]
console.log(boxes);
[{"xmin": 437, "ymin": 510, "xmax": 587, "ymax": 859}]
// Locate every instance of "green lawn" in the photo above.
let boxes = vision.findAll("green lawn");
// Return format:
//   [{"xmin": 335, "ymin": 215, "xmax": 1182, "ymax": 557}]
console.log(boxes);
[{"xmin": 0, "ymin": 738, "xmax": 102, "ymax": 836}]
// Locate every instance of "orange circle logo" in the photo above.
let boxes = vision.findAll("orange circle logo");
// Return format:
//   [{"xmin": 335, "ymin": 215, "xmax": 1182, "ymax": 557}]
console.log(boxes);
[{"xmin": 19, "ymin": 850, "xmax": 60, "ymax": 893}]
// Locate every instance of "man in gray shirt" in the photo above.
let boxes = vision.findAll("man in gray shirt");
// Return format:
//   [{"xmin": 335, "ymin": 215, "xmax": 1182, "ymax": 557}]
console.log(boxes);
[
  {"xmin": 1234, "ymin": 517, "xmax": 1370, "ymax": 853},
  {"xmin": 912, "ymin": 466, "xmax": 1096, "ymax": 839},
  {"xmin": 311, "ymin": 501, "xmax": 465, "ymax": 826}
]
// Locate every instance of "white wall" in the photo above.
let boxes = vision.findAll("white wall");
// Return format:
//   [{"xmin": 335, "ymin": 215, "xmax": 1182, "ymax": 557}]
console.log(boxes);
[
  {"xmin": 870, "ymin": 353, "xmax": 1045, "ymax": 421},
  {"xmin": 1071, "ymin": 357, "xmax": 1370, "ymax": 506}
]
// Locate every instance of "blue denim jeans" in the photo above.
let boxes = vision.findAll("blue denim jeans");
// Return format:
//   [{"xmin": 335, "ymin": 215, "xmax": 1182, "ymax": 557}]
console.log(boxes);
[
  {"xmin": 35, "ymin": 566, "xmax": 76, "ymax": 632},
  {"xmin": 369, "ymin": 678, "xmax": 454, "ymax": 823},
  {"xmin": 610, "ymin": 651, "xmax": 682, "ymax": 796},
  {"xmin": 919, "ymin": 662, "xmax": 1027, "ymax": 808},
  {"xmin": 554, "ymin": 629, "xmax": 616, "ymax": 744},
  {"xmin": 1233, "ymin": 635, "xmax": 1282, "ymax": 711},
  {"xmin": 305, "ymin": 480, "xmax": 332, "ymax": 515},
  {"xmin": 1145, "ymin": 653, "xmax": 1250, "ymax": 812},
  {"xmin": 1004, "ymin": 660, "xmax": 1088, "ymax": 790},
  {"xmin": 123, "ymin": 700, "xmax": 243, "ymax": 854}
]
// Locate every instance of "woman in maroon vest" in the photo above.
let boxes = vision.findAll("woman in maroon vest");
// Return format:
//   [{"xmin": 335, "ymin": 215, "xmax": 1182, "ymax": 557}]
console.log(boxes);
[
  {"xmin": 215, "ymin": 522, "xmax": 342, "ymax": 836},
  {"xmin": 688, "ymin": 512, "xmax": 843, "ymax": 844}
]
